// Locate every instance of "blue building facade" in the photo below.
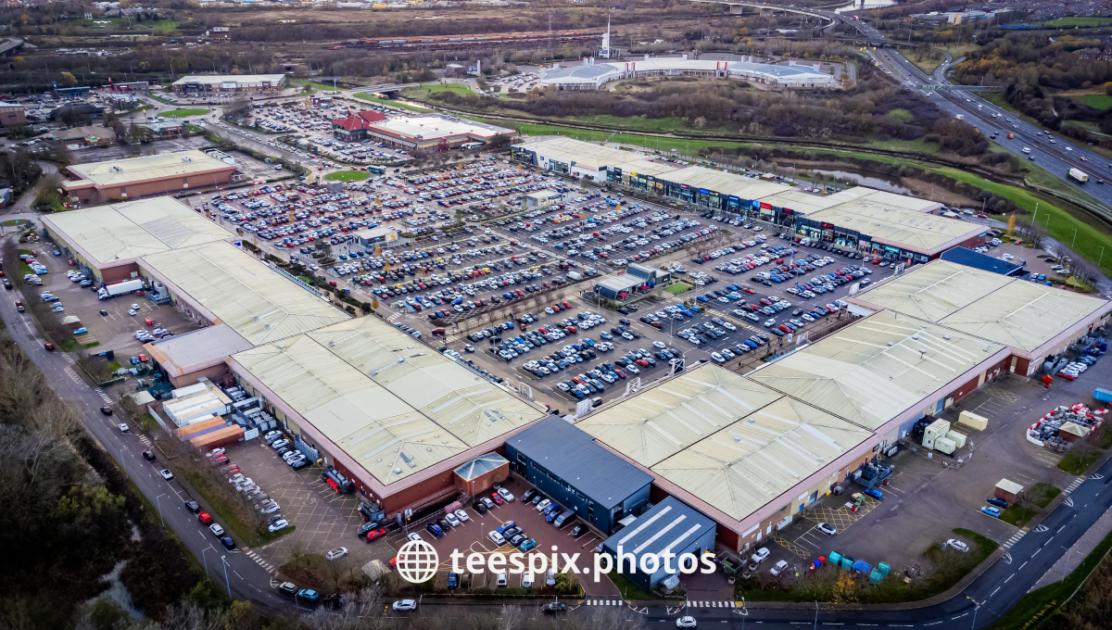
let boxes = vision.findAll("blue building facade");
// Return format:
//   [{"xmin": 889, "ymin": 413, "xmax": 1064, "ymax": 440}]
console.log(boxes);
[
  {"xmin": 600, "ymin": 496, "xmax": 717, "ymax": 590},
  {"xmin": 503, "ymin": 418, "xmax": 652, "ymax": 534}
]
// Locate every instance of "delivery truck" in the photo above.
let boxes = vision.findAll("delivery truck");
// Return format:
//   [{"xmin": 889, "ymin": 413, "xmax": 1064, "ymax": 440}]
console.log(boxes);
[
  {"xmin": 1069, "ymin": 168, "xmax": 1089, "ymax": 184},
  {"xmin": 98, "ymin": 278, "xmax": 144, "ymax": 300}
]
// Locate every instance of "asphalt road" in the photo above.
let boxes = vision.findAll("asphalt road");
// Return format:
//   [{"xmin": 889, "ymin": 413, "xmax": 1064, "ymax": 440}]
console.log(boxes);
[{"xmin": 0, "ymin": 265, "xmax": 295, "ymax": 612}]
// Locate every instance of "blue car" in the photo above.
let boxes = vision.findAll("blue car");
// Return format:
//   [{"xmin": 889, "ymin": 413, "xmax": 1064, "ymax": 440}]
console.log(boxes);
[
  {"xmin": 981, "ymin": 506, "xmax": 1002, "ymax": 518},
  {"xmin": 296, "ymin": 588, "xmax": 320, "ymax": 604},
  {"xmin": 426, "ymin": 523, "xmax": 445, "ymax": 538},
  {"xmin": 447, "ymin": 572, "xmax": 459, "ymax": 590},
  {"xmin": 986, "ymin": 497, "xmax": 1009, "ymax": 508},
  {"xmin": 864, "ymin": 488, "xmax": 884, "ymax": 501}
]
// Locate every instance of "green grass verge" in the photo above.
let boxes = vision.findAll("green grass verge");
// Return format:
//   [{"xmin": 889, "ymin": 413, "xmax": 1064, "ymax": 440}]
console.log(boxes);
[
  {"xmin": 292, "ymin": 78, "xmax": 340, "ymax": 92},
  {"xmin": 1042, "ymin": 16, "xmax": 1112, "ymax": 28},
  {"xmin": 159, "ymin": 108, "xmax": 210, "ymax": 119},
  {"xmin": 988, "ymin": 530, "xmax": 1112, "ymax": 629},
  {"xmin": 179, "ymin": 469, "xmax": 267, "ymax": 547},
  {"xmin": 403, "ymin": 82, "xmax": 476, "ymax": 100},
  {"xmin": 1058, "ymin": 449, "xmax": 1101, "ymax": 475},
  {"xmin": 665, "ymin": 281, "xmax": 693, "ymax": 295},
  {"xmin": 607, "ymin": 570, "xmax": 655, "ymax": 601},
  {"xmin": 1, "ymin": 219, "xmax": 29, "ymax": 227},
  {"xmin": 1000, "ymin": 482, "xmax": 1060, "ymax": 527},
  {"xmin": 323, "ymin": 170, "xmax": 370, "ymax": 182},
  {"xmin": 353, "ymin": 92, "xmax": 430, "ymax": 113}
]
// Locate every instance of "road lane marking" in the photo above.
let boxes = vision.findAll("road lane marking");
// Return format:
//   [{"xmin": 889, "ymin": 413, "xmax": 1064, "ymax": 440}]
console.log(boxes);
[
  {"xmin": 1004, "ymin": 573, "xmax": 1015, "ymax": 583},
  {"xmin": 990, "ymin": 586, "xmax": 1001, "ymax": 598}
]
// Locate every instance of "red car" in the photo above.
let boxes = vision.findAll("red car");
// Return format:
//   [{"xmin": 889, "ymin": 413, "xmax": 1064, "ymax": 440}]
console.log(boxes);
[
  {"xmin": 198, "ymin": 511, "xmax": 214, "ymax": 525},
  {"xmin": 366, "ymin": 528, "xmax": 387, "ymax": 542},
  {"xmin": 490, "ymin": 492, "xmax": 505, "ymax": 505},
  {"xmin": 211, "ymin": 453, "xmax": 229, "ymax": 465}
]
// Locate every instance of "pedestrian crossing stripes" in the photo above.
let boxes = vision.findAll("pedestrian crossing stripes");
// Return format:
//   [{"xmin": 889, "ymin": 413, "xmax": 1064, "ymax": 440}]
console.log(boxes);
[
  {"xmin": 1002, "ymin": 528, "xmax": 1028, "ymax": 550},
  {"xmin": 1063, "ymin": 477, "xmax": 1085, "ymax": 494},
  {"xmin": 684, "ymin": 600, "xmax": 742, "ymax": 609},
  {"xmin": 94, "ymin": 387, "xmax": 112, "ymax": 404},
  {"xmin": 137, "ymin": 434, "xmax": 152, "ymax": 447},
  {"xmin": 244, "ymin": 549, "xmax": 278, "ymax": 575},
  {"xmin": 387, "ymin": 312, "xmax": 402, "ymax": 323},
  {"xmin": 583, "ymin": 599, "xmax": 625, "ymax": 607},
  {"xmin": 64, "ymin": 366, "xmax": 83, "ymax": 385}
]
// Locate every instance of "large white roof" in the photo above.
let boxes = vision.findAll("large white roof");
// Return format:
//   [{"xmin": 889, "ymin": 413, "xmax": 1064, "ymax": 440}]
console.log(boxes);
[
  {"xmin": 65, "ymin": 150, "xmax": 235, "ymax": 188},
  {"xmin": 230, "ymin": 315, "xmax": 545, "ymax": 485},
  {"xmin": 173, "ymin": 74, "xmax": 286, "ymax": 87},
  {"xmin": 369, "ymin": 115, "xmax": 512, "ymax": 141},
  {"xmin": 43, "ymin": 196, "xmax": 231, "ymax": 267},
  {"xmin": 652, "ymin": 395, "xmax": 871, "ymax": 521},
  {"xmin": 747, "ymin": 310, "xmax": 1008, "ymax": 431},
  {"xmin": 141, "ymin": 241, "xmax": 349, "ymax": 346},
  {"xmin": 853, "ymin": 260, "xmax": 1112, "ymax": 354},
  {"xmin": 806, "ymin": 202, "xmax": 981, "ymax": 255},
  {"xmin": 578, "ymin": 363, "xmax": 782, "ymax": 467}
]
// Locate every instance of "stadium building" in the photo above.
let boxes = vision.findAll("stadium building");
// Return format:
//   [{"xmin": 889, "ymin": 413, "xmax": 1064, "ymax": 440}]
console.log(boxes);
[{"xmin": 539, "ymin": 56, "xmax": 838, "ymax": 90}]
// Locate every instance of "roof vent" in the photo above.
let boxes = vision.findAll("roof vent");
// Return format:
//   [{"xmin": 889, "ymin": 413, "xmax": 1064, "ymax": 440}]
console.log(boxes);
[{"xmin": 399, "ymin": 451, "xmax": 416, "ymax": 468}]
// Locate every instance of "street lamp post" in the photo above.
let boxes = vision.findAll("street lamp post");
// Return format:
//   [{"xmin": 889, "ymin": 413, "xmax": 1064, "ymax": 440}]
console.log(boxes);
[
  {"xmin": 155, "ymin": 493, "xmax": 166, "ymax": 527},
  {"xmin": 220, "ymin": 554, "xmax": 232, "ymax": 598}
]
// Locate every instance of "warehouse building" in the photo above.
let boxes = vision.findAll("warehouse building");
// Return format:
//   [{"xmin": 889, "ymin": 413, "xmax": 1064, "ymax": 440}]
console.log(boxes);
[
  {"xmin": 60, "ymin": 150, "xmax": 238, "ymax": 204},
  {"xmin": 504, "ymin": 417, "xmax": 653, "ymax": 533},
  {"xmin": 847, "ymin": 260, "xmax": 1112, "ymax": 376},
  {"xmin": 144, "ymin": 324, "xmax": 253, "ymax": 388},
  {"xmin": 599, "ymin": 496, "xmax": 716, "ymax": 591},
  {"xmin": 171, "ymin": 74, "xmax": 287, "ymax": 96},
  {"xmin": 227, "ymin": 315, "xmax": 547, "ymax": 512},
  {"xmin": 364, "ymin": 115, "xmax": 514, "ymax": 152},
  {"xmin": 539, "ymin": 57, "xmax": 838, "ymax": 91},
  {"xmin": 514, "ymin": 137, "xmax": 978, "ymax": 260},
  {"xmin": 140, "ymin": 241, "xmax": 348, "ymax": 346},
  {"xmin": 42, "ymin": 197, "xmax": 232, "ymax": 284},
  {"xmin": 331, "ymin": 110, "xmax": 387, "ymax": 142},
  {"xmin": 579, "ymin": 364, "xmax": 876, "ymax": 552},
  {"xmin": 0, "ymin": 101, "xmax": 26, "ymax": 127}
]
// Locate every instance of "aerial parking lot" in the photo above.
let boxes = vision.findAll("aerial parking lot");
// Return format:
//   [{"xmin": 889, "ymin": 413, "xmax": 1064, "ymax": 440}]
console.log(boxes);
[{"xmin": 245, "ymin": 98, "xmax": 413, "ymax": 164}]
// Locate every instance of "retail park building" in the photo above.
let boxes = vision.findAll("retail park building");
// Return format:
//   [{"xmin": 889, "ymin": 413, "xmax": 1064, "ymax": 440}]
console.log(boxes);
[{"xmin": 41, "ymin": 138, "xmax": 1110, "ymax": 559}]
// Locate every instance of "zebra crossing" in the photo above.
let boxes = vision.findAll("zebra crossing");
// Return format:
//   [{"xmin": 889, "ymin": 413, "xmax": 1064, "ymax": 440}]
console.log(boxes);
[
  {"xmin": 1063, "ymin": 476, "xmax": 1085, "ymax": 494},
  {"xmin": 386, "ymin": 312, "xmax": 402, "ymax": 323},
  {"xmin": 94, "ymin": 387, "xmax": 112, "ymax": 404},
  {"xmin": 1001, "ymin": 527, "xmax": 1028, "ymax": 550},
  {"xmin": 243, "ymin": 548, "xmax": 278, "ymax": 575},
  {"xmin": 685, "ymin": 600, "xmax": 743, "ymax": 609},
  {"xmin": 583, "ymin": 599, "xmax": 625, "ymax": 607},
  {"xmin": 137, "ymin": 434, "xmax": 152, "ymax": 447}
]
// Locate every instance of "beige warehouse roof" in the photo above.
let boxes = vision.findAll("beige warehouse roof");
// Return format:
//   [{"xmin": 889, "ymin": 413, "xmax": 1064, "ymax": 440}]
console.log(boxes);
[
  {"xmin": 66, "ymin": 150, "xmax": 235, "ymax": 188},
  {"xmin": 44, "ymin": 197, "xmax": 231, "ymax": 266},
  {"xmin": 173, "ymin": 74, "xmax": 286, "ymax": 86},
  {"xmin": 748, "ymin": 310, "xmax": 1006, "ymax": 431},
  {"xmin": 806, "ymin": 202, "xmax": 982, "ymax": 255},
  {"xmin": 142, "ymin": 242, "xmax": 348, "ymax": 346},
  {"xmin": 854, "ymin": 260, "xmax": 1112, "ymax": 353},
  {"xmin": 516, "ymin": 136, "xmax": 643, "ymax": 172},
  {"xmin": 652, "ymin": 396, "xmax": 872, "ymax": 521},
  {"xmin": 657, "ymin": 164, "xmax": 791, "ymax": 200},
  {"xmin": 756, "ymin": 189, "xmax": 845, "ymax": 215},
  {"xmin": 232, "ymin": 335, "xmax": 469, "ymax": 484},
  {"xmin": 372, "ymin": 115, "xmax": 512, "ymax": 141},
  {"xmin": 821, "ymin": 186, "xmax": 941, "ymax": 213},
  {"xmin": 578, "ymin": 363, "xmax": 783, "ymax": 467},
  {"xmin": 306, "ymin": 316, "xmax": 544, "ymax": 447}
]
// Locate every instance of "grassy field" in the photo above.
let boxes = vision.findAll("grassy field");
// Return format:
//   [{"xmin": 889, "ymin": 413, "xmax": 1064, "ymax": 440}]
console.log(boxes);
[
  {"xmin": 607, "ymin": 571, "xmax": 655, "ymax": 601},
  {"xmin": 907, "ymin": 43, "xmax": 979, "ymax": 73},
  {"xmin": 1058, "ymin": 449, "xmax": 1101, "ymax": 475},
  {"xmin": 665, "ymin": 281, "xmax": 693, "ymax": 295},
  {"xmin": 324, "ymin": 170, "xmax": 370, "ymax": 182},
  {"xmin": 159, "ymin": 107, "xmax": 209, "ymax": 118},
  {"xmin": 404, "ymin": 82, "xmax": 476, "ymax": 100},
  {"xmin": 1074, "ymin": 94, "xmax": 1112, "ymax": 111},
  {"xmin": 1043, "ymin": 16, "xmax": 1112, "ymax": 28},
  {"xmin": 354, "ymin": 92, "xmax": 429, "ymax": 113},
  {"xmin": 292, "ymin": 78, "xmax": 341, "ymax": 92}
]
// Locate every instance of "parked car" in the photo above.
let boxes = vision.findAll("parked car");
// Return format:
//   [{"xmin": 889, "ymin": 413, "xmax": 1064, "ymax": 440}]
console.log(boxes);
[
  {"xmin": 770, "ymin": 559, "xmax": 790, "ymax": 576},
  {"xmin": 980, "ymin": 505, "xmax": 1002, "ymax": 518},
  {"xmin": 391, "ymin": 599, "xmax": 417, "ymax": 612},
  {"xmin": 944, "ymin": 539, "xmax": 969, "ymax": 553},
  {"xmin": 817, "ymin": 522, "xmax": 837, "ymax": 536},
  {"xmin": 268, "ymin": 518, "xmax": 290, "ymax": 533},
  {"xmin": 209, "ymin": 523, "xmax": 225, "ymax": 537},
  {"xmin": 326, "ymin": 547, "xmax": 348, "ymax": 561},
  {"xmin": 158, "ymin": 469, "xmax": 174, "ymax": 481},
  {"xmin": 986, "ymin": 497, "xmax": 1009, "ymax": 508},
  {"xmin": 749, "ymin": 547, "xmax": 770, "ymax": 565}
]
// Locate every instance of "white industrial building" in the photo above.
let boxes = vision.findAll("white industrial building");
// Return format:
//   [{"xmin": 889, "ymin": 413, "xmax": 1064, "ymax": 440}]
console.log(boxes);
[{"xmin": 538, "ymin": 56, "xmax": 838, "ymax": 91}]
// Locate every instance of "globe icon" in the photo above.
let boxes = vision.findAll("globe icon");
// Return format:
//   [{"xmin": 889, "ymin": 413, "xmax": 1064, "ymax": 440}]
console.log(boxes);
[{"xmin": 396, "ymin": 539, "xmax": 439, "ymax": 584}]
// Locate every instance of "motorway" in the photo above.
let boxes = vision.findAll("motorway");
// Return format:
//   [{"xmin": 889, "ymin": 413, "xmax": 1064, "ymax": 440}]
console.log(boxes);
[{"xmin": 0, "ymin": 267, "xmax": 296, "ymax": 613}]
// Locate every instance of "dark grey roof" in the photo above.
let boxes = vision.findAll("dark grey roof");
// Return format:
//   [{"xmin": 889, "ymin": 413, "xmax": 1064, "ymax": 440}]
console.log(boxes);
[
  {"xmin": 505, "ymin": 417, "xmax": 652, "ymax": 509},
  {"xmin": 941, "ymin": 246, "xmax": 1025, "ymax": 276},
  {"xmin": 601, "ymin": 496, "xmax": 715, "ymax": 556}
]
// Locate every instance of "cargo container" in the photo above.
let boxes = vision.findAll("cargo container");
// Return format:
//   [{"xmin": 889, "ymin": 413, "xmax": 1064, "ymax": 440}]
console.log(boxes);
[
  {"xmin": 922, "ymin": 418, "xmax": 951, "ymax": 450},
  {"xmin": 934, "ymin": 436, "xmax": 956, "ymax": 455},
  {"xmin": 1068, "ymin": 168, "xmax": 1089, "ymax": 184},
  {"xmin": 190, "ymin": 425, "xmax": 244, "ymax": 450},
  {"xmin": 946, "ymin": 430, "xmax": 967, "ymax": 449},
  {"xmin": 174, "ymin": 416, "xmax": 223, "ymax": 439},
  {"xmin": 1094, "ymin": 388, "xmax": 1112, "ymax": 404},
  {"xmin": 958, "ymin": 410, "xmax": 988, "ymax": 432}
]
